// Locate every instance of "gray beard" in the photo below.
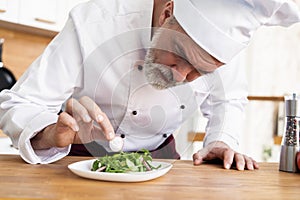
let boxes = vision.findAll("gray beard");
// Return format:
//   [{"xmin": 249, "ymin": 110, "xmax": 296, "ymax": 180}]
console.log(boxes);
[{"xmin": 144, "ymin": 49, "xmax": 184, "ymax": 90}]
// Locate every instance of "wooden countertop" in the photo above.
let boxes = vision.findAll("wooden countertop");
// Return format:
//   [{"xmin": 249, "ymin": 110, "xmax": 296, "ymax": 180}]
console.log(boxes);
[{"xmin": 0, "ymin": 155, "xmax": 299, "ymax": 199}]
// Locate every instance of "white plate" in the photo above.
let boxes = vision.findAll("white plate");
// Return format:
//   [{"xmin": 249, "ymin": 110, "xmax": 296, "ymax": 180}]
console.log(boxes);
[{"xmin": 68, "ymin": 159, "xmax": 173, "ymax": 182}]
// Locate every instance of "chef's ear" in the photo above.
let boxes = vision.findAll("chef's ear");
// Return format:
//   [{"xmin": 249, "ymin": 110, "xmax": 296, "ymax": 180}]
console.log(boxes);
[{"xmin": 158, "ymin": 1, "xmax": 174, "ymax": 26}]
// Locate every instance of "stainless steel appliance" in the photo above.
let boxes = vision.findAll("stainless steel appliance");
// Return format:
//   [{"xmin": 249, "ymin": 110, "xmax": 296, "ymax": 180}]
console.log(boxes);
[{"xmin": 279, "ymin": 93, "xmax": 300, "ymax": 172}]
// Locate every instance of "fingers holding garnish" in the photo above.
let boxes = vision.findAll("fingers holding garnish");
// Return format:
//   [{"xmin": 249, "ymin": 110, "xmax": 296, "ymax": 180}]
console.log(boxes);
[{"xmin": 109, "ymin": 136, "xmax": 124, "ymax": 152}]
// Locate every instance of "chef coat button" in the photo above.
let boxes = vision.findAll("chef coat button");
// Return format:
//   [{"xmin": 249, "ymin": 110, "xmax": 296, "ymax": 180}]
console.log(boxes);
[
  {"xmin": 132, "ymin": 110, "xmax": 138, "ymax": 115},
  {"xmin": 120, "ymin": 134, "xmax": 125, "ymax": 138},
  {"xmin": 163, "ymin": 134, "xmax": 168, "ymax": 138},
  {"xmin": 138, "ymin": 65, "xmax": 143, "ymax": 71},
  {"xmin": 180, "ymin": 105, "xmax": 185, "ymax": 109}
]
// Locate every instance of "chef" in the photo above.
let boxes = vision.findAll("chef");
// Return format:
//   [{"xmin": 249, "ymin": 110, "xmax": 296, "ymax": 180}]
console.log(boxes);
[{"xmin": 0, "ymin": 0, "xmax": 299, "ymax": 170}]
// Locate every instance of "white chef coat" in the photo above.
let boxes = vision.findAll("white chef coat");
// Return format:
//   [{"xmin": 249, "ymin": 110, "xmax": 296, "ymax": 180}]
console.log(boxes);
[{"xmin": 0, "ymin": 0, "xmax": 248, "ymax": 164}]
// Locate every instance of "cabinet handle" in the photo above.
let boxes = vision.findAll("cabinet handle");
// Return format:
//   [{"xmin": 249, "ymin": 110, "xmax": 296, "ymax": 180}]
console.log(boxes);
[
  {"xmin": 34, "ymin": 18, "xmax": 56, "ymax": 25},
  {"xmin": 0, "ymin": 9, "xmax": 7, "ymax": 13}
]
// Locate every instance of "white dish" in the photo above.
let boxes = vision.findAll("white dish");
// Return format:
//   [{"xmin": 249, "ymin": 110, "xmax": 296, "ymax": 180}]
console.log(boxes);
[{"xmin": 68, "ymin": 159, "xmax": 173, "ymax": 182}]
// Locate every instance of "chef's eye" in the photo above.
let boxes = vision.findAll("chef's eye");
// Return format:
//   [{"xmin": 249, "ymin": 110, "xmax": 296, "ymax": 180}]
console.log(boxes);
[{"xmin": 170, "ymin": 64, "xmax": 177, "ymax": 68}]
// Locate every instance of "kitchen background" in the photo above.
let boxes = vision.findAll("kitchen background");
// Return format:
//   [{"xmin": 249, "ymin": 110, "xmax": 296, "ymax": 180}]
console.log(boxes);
[{"xmin": 1, "ymin": 0, "xmax": 300, "ymax": 162}]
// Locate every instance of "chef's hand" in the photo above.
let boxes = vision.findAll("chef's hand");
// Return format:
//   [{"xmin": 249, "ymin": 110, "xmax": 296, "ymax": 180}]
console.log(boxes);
[
  {"xmin": 31, "ymin": 96, "xmax": 115, "ymax": 149},
  {"xmin": 193, "ymin": 141, "xmax": 259, "ymax": 170}
]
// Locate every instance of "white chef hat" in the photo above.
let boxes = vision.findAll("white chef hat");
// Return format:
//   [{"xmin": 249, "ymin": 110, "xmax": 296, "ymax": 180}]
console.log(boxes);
[{"xmin": 173, "ymin": 0, "xmax": 300, "ymax": 63}]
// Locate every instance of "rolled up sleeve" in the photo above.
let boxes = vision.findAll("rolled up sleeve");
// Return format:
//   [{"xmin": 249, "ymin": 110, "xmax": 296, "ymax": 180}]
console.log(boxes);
[{"xmin": 0, "ymin": 16, "xmax": 83, "ymax": 164}]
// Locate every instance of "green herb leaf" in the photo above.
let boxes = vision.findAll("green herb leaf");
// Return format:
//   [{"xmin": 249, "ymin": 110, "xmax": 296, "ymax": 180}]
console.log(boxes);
[{"xmin": 91, "ymin": 150, "xmax": 161, "ymax": 173}]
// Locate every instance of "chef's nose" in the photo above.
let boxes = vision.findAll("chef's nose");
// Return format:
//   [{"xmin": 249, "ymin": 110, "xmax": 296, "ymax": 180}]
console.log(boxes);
[
  {"xmin": 170, "ymin": 64, "xmax": 193, "ymax": 82},
  {"xmin": 171, "ymin": 68, "xmax": 186, "ymax": 82}
]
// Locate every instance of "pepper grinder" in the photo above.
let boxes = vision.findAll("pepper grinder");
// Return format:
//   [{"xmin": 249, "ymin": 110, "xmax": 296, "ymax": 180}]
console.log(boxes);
[{"xmin": 279, "ymin": 93, "xmax": 300, "ymax": 172}]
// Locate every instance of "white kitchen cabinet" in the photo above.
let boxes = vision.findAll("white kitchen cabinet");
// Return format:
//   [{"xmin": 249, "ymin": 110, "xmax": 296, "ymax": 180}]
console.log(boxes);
[
  {"xmin": 0, "ymin": 0, "xmax": 89, "ymax": 32},
  {"xmin": 0, "ymin": 0, "xmax": 20, "ymax": 23},
  {"xmin": 19, "ymin": 0, "xmax": 69, "ymax": 32}
]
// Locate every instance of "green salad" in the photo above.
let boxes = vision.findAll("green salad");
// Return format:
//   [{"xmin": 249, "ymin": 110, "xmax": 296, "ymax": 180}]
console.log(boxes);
[{"xmin": 91, "ymin": 149, "xmax": 161, "ymax": 173}]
